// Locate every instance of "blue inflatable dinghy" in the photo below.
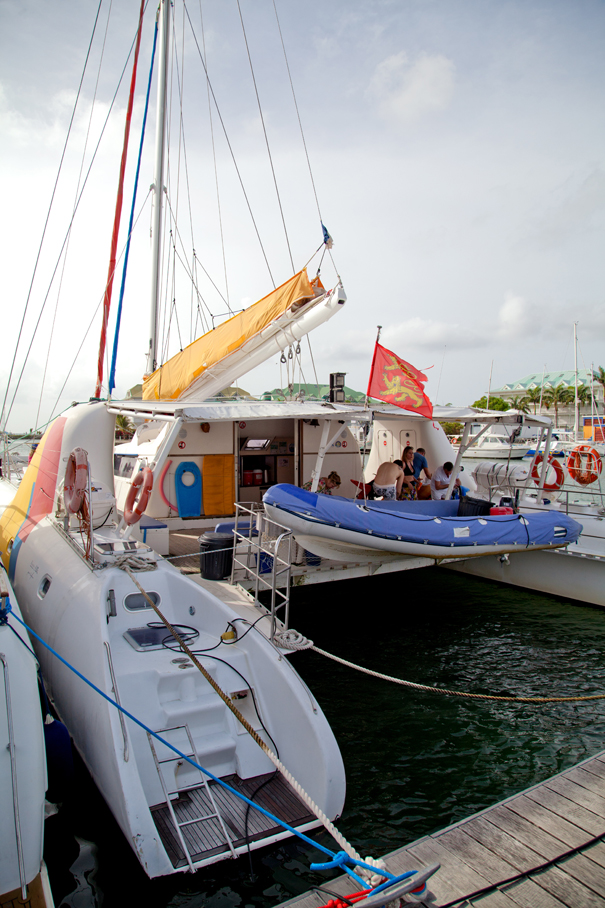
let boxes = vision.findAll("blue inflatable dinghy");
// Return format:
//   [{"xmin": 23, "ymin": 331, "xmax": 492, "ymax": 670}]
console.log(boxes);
[{"xmin": 263, "ymin": 484, "xmax": 582, "ymax": 562}]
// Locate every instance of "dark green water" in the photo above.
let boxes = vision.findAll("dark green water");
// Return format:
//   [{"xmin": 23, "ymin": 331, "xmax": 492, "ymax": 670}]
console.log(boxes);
[{"xmin": 46, "ymin": 569, "xmax": 605, "ymax": 906}]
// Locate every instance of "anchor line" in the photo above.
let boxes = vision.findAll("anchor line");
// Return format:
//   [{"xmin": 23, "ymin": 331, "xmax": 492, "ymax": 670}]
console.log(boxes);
[{"xmin": 272, "ymin": 635, "xmax": 605, "ymax": 704}]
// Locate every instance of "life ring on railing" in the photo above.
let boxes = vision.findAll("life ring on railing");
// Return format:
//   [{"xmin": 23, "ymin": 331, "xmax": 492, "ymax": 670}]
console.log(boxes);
[
  {"xmin": 566, "ymin": 445, "xmax": 602, "ymax": 485},
  {"xmin": 531, "ymin": 454, "xmax": 565, "ymax": 491},
  {"xmin": 124, "ymin": 467, "xmax": 153, "ymax": 526},
  {"xmin": 64, "ymin": 447, "xmax": 89, "ymax": 513}
]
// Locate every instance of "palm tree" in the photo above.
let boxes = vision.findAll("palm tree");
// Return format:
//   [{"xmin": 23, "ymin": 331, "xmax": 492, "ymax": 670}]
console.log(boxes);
[
  {"xmin": 593, "ymin": 366, "xmax": 605, "ymax": 408},
  {"xmin": 576, "ymin": 385, "xmax": 593, "ymax": 412},
  {"xmin": 543, "ymin": 384, "xmax": 573, "ymax": 429},
  {"xmin": 524, "ymin": 387, "xmax": 542, "ymax": 414},
  {"xmin": 115, "ymin": 413, "xmax": 135, "ymax": 439},
  {"xmin": 509, "ymin": 395, "xmax": 530, "ymax": 413}
]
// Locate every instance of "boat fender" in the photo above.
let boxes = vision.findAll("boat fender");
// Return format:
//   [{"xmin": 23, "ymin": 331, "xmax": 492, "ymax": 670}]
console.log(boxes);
[
  {"xmin": 64, "ymin": 446, "xmax": 89, "ymax": 513},
  {"xmin": 124, "ymin": 467, "xmax": 153, "ymax": 526},
  {"xmin": 567, "ymin": 445, "xmax": 602, "ymax": 485},
  {"xmin": 531, "ymin": 454, "xmax": 564, "ymax": 491}
]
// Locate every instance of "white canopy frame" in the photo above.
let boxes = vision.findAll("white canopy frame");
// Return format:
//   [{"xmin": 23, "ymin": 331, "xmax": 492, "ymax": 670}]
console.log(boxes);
[{"xmin": 435, "ymin": 410, "xmax": 555, "ymax": 500}]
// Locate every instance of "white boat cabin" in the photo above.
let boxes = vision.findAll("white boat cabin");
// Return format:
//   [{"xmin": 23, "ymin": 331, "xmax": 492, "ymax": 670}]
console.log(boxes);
[{"xmin": 110, "ymin": 400, "xmax": 367, "ymax": 549}]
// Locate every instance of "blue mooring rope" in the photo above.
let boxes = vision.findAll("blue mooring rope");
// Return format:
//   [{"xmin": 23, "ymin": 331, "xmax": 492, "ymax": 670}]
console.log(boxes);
[{"xmin": 0, "ymin": 596, "xmax": 423, "ymax": 894}]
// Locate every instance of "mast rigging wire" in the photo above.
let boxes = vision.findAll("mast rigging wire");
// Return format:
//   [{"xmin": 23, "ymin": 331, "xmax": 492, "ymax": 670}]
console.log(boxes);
[
  {"xmin": 0, "ymin": 0, "xmax": 105, "ymax": 433},
  {"xmin": 271, "ymin": 0, "xmax": 324, "ymax": 228},
  {"xmin": 198, "ymin": 0, "xmax": 231, "ymax": 309},
  {"xmin": 182, "ymin": 0, "xmax": 275, "ymax": 287},
  {"xmin": 2, "ymin": 7, "xmax": 150, "ymax": 429},
  {"xmin": 235, "ymin": 0, "xmax": 295, "ymax": 273},
  {"xmin": 95, "ymin": 0, "xmax": 147, "ymax": 399},
  {"xmin": 36, "ymin": 0, "xmax": 115, "ymax": 427},
  {"xmin": 49, "ymin": 192, "xmax": 152, "ymax": 420},
  {"xmin": 109, "ymin": 18, "xmax": 159, "ymax": 396}
]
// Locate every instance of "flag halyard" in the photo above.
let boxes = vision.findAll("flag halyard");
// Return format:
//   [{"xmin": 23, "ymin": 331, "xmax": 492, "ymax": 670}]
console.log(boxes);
[{"xmin": 367, "ymin": 342, "xmax": 433, "ymax": 418}]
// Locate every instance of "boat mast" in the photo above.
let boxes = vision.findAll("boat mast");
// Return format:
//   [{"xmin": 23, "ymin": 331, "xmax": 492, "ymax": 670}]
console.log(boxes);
[
  {"xmin": 146, "ymin": 0, "xmax": 170, "ymax": 376},
  {"xmin": 591, "ymin": 361, "xmax": 596, "ymax": 442},
  {"xmin": 486, "ymin": 360, "xmax": 493, "ymax": 408},
  {"xmin": 573, "ymin": 321, "xmax": 579, "ymax": 440}
]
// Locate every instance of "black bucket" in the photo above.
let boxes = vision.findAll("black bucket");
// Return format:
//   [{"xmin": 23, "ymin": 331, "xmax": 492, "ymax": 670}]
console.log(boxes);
[{"xmin": 199, "ymin": 532, "xmax": 234, "ymax": 580}]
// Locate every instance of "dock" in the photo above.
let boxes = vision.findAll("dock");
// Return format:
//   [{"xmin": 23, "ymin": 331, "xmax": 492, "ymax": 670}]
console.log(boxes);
[{"xmin": 276, "ymin": 749, "xmax": 605, "ymax": 907}]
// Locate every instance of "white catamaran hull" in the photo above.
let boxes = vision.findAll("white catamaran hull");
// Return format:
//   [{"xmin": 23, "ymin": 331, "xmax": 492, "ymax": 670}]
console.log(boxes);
[
  {"xmin": 1, "ymin": 569, "xmax": 50, "ymax": 905},
  {"xmin": 446, "ymin": 545, "xmax": 605, "ymax": 607},
  {"xmin": 446, "ymin": 493, "xmax": 605, "ymax": 607},
  {"xmin": 1, "ymin": 403, "xmax": 345, "ymax": 879}
]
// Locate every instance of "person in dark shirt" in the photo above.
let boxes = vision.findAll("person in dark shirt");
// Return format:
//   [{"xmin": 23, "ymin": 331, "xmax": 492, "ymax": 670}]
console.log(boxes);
[
  {"xmin": 407, "ymin": 446, "xmax": 432, "ymax": 500},
  {"xmin": 412, "ymin": 447, "xmax": 431, "ymax": 481}
]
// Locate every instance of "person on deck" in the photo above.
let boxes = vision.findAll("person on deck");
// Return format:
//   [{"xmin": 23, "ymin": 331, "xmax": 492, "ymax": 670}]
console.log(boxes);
[
  {"xmin": 372, "ymin": 461, "xmax": 403, "ymax": 500},
  {"xmin": 430, "ymin": 461, "xmax": 461, "ymax": 500},
  {"xmin": 399, "ymin": 447, "xmax": 418, "ymax": 500},
  {"xmin": 412, "ymin": 447, "xmax": 432, "ymax": 500},
  {"xmin": 412, "ymin": 448, "xmax": 432, "ymax": 481},
  {"xmin": 302, "ymin": 471, "xmax": 341, "ymax": 494}
]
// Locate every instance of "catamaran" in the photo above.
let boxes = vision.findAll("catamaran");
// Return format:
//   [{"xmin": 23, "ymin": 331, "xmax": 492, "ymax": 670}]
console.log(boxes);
[{"xmin": 0, "ymin": 0, "xmax": 350, "ymax": 880}]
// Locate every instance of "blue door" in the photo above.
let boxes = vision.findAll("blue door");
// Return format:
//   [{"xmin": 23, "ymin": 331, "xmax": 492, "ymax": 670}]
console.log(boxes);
[{"xmin": 174, "ymin": 461, "xmax": 202, "ymax": 517}]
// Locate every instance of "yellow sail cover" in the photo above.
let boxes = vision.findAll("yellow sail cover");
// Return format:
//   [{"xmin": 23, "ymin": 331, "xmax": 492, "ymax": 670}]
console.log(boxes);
[{"xmin": 143, "ymin": 269, "xmax": 318, "ymax": 401}]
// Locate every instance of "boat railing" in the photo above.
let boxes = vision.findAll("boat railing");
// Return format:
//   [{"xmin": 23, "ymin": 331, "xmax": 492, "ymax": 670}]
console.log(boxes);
[
  {"xmin": 555, "ymin": 484, "xmax": 605, "ymax": 514},
  {"xmin": 231, "ymin": 502, "xmax": 293, "ymax": 641}
]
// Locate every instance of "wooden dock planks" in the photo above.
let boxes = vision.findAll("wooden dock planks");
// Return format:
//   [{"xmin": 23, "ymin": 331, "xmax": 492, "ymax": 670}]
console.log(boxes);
[{"xmin": 275, "ymin": 751, "xmax": 605, "ymax": 907}]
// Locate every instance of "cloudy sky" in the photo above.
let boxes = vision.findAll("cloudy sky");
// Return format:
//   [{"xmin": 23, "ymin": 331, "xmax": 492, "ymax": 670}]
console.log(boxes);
[{"xmin": 1, "ymin": 0, "xmax": 603, "ymax": 431}]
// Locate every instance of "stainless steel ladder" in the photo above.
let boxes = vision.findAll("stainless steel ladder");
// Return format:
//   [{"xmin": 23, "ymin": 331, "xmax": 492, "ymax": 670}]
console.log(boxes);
[{"xmin": 147, "ymin": 724, "xmax": 236, "ymax": 871}]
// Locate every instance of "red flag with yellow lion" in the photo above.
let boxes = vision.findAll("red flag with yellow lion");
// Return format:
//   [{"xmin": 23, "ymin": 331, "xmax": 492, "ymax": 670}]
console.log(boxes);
[{"xmin": 367, "ymin": 343, "xmax": 433, "ymax": 418}]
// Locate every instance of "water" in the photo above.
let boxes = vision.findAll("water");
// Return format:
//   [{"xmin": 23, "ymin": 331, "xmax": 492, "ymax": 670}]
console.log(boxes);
[{"xmin": 45, "ymin": 569, "xmax": 605, "ymax": 907}]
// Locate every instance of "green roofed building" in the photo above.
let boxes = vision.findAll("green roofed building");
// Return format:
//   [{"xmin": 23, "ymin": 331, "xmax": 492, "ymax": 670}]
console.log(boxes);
[
  {"xmin": 490, "ymin": 369, "xmax": 603, "ymax": 429},
  {"xmin": 492, "ymin": 369, "xmax": 596, "ymax": 395}
]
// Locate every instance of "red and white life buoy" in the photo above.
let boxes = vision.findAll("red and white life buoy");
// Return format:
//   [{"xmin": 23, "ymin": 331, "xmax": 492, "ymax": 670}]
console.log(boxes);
[
  {"xmin": 566, "ymin": 445, "xmax": 602, "ymax": 486},
  {"xmin": 531, "ymin": 453, "xmax": 565, "ymax": 492},
  {"xmin": 124, "ymin": 467, "xmax": 153, "ymax": 526},
  {"xmin": 64, "ymin": 447, "xmax": 89, "ymax": 513}
]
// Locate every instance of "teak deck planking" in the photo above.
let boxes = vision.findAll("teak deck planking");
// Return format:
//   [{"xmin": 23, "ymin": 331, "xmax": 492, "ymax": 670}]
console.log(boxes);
[{"xmin": 274, "ymin": 751, "xmax": 605, "ymax": 907}]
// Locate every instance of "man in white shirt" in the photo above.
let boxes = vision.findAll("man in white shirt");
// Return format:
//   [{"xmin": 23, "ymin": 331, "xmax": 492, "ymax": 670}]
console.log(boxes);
[{"xmin": 430, "ymin": 461, "xmax": 461, "ymax": 500}]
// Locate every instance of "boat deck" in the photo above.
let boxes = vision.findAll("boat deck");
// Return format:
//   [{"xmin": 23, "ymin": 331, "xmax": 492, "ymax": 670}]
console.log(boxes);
[
  {"xmin": 275, "ymin": 749, "xmax": 605, "ymax": 907},
  {"xmin": 168, "ymin": 529, "xmax": 439, "ymax": 589},
  {"xmin": 152, "ymin": 771, "xmax": 316, "ymax": 869}
]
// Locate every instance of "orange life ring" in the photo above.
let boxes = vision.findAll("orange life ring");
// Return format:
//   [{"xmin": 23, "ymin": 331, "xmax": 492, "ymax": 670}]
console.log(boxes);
[
  {"xmin": 531, "ymin": 453, "xmax": 565, "ymax": 491},
  {"xmin": 124, "ymin": 467, "xmax": 153, "ymax": 526},
  {"xmin": 566, "ymin": 445, "xmax": 602, "ymax": 486},
  {"xmin": 64, "ymin": 447, "xmax": 89, "ymax": 513}
]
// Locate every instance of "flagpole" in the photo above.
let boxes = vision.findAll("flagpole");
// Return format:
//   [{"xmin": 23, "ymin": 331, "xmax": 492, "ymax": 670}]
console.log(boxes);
[{"xmin": 365, "ymin": 326, "xmax": 382, "ymax": 408}]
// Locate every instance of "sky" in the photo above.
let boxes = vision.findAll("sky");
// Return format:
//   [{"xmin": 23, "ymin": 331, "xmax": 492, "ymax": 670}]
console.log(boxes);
[{"xmin": 1, "ymin": 0, "xmax": 604, "ymax": 431}]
